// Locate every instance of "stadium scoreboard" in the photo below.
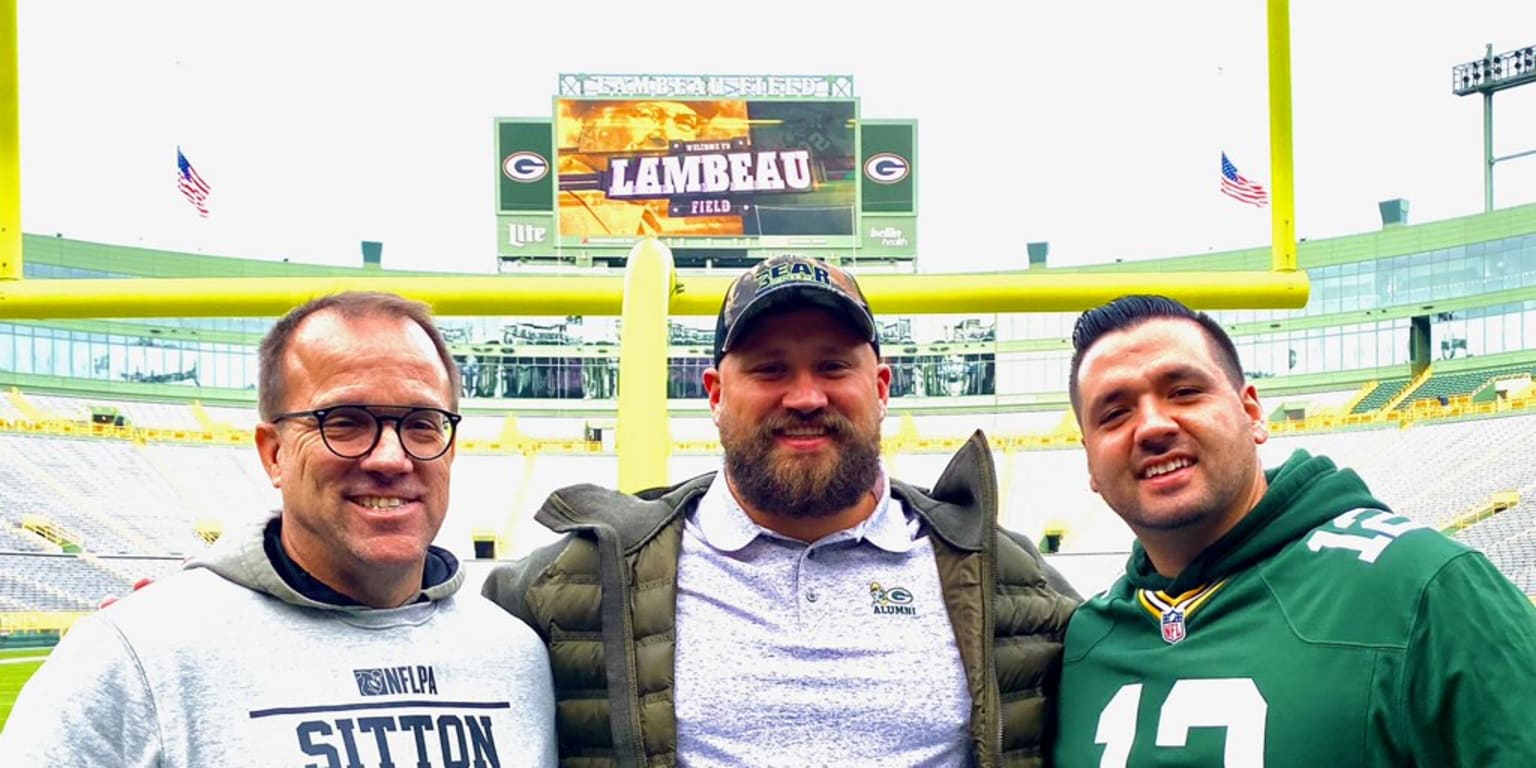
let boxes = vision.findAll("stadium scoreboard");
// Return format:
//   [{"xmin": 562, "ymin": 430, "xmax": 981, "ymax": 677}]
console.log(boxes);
[{"xmin": 496, "ymin": 74, "xmax": 917, "ymax": 269}]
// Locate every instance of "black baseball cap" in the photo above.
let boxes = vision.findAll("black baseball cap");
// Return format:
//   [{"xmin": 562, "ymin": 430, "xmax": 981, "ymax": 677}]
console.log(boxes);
[{"xmin": 713, "ymin": 255, "xmax": 879, "ymax": 365}]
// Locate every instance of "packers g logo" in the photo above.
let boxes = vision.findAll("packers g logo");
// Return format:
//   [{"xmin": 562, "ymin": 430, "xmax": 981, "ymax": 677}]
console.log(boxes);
[
  {"xmin": 870, "ymin": 582, "xmax": 918, "ymax": 615},
  {"xmin": 870, "ymin": 582, "xmax": 914, "ymax": 606},
  {"xmin": 503, "ymin": 151, "xmax": 549, "ymax": 182},
  {"xmin": 863, "ymin": 153, "xmax": 909, "ymax": 184}
]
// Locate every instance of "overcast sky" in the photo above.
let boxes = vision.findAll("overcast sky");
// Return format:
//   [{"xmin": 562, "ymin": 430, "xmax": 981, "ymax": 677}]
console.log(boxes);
[{"xmin": 15, "ymin": 1, "xmax": 1536, "ymax": 275}]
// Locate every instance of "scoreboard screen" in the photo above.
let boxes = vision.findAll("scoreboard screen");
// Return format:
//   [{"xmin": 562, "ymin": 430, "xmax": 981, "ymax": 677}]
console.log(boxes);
[
  {"xmin": 496, "ymin": 75, "xmax": 915, "ymax": 266},
  {"xmin": 555, "ymin": 98, "xmax": 857, "ymax": 250}
]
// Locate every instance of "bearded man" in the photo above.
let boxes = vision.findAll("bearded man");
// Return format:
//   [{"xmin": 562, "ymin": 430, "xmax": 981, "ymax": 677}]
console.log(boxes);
[{"xmin": 484, "ymin": 255, "xmax": 1079, "ymax": 767}]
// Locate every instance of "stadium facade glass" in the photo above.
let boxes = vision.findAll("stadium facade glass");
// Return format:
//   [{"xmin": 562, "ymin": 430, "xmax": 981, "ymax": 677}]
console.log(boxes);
[{"xmin": 3, "ymin": 203, "xmax": 1536, "ymax": 413}]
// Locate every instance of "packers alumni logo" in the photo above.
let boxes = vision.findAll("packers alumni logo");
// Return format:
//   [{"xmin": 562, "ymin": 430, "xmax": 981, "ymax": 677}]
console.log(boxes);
[{"xmin": 870, "ymin": 582, "xmax": 917, "ymax": 616}]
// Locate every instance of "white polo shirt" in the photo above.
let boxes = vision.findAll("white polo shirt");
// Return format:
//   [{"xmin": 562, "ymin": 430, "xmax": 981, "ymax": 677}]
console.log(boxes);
[{"xmin": 674, "ymin": 466, "xmax": 972, "ymax": 767}]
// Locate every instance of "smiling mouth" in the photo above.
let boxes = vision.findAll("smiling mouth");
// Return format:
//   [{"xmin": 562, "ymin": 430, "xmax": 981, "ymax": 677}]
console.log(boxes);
[
  {"xmin": 1140, "ymin": 457, "xmax": 1194, "ymax": 479},
  {"xmin": 778, "ymin": 427, "xmax": 829, "ymax": 439},
  {"xmin": 352, "ymin": 496, "xmax": 409, "ymax": 510}
]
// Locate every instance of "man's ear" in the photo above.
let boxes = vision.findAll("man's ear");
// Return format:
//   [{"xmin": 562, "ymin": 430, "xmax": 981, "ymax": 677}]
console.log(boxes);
[
  {"xmin": 1241, "ymin": 383, "xmax": 1268, "ymax": 445},
  {"xmin": 704, "ymin": 366, "xmax": 724, "ymax": 425},
  {"xmin": 876, "ymin": 362, "xmax": 892, "ymax": 413},
  {"xmin": 255, "ymin": 422, "xmax": 284, "ymax": 488}
]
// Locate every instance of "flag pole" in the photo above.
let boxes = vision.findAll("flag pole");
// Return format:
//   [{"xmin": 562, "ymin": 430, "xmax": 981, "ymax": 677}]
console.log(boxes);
[{"xmin": 1267, "ymin": 0, "xmax": 1297, "ymax": 272}]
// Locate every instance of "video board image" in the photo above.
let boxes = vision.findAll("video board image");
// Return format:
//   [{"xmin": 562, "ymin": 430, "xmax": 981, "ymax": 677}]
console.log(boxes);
[{"xmin": 555, "ymin": 98, "xmax": 857, "ymax": 244}]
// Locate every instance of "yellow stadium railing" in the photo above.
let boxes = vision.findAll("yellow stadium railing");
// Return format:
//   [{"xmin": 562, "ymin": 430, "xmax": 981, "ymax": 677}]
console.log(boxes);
[
  {"xmin": 0, "ymin": 611, "xmax": 89, "ymax": 634},
  {"xmin": 6, "ymin": 387, "xmax": 1536, "ymax": 456}
]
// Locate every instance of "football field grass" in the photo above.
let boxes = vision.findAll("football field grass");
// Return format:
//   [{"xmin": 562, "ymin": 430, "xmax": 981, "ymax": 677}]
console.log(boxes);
[{"xmin": 0, "ymin": 646, "xmax": 52, "ymax": 732}]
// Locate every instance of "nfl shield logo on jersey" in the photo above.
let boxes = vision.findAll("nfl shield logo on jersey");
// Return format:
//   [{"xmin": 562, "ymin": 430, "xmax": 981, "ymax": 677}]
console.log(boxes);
[{"xmin": 1160, "ymin": 607, "xmax": 1187, "ymax": 645}]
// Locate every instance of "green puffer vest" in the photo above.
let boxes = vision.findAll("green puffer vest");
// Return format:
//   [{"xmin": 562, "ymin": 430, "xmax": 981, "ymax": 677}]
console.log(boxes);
[{"xmin": 483, "ymin": 431, "xmax": 1080, "ymax": 767}]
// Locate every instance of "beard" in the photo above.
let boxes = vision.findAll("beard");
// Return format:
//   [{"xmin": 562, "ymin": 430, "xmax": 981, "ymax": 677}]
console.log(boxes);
[{"xmin": 720, "ymin": 408, "xmax": 882, "ymax": 520}]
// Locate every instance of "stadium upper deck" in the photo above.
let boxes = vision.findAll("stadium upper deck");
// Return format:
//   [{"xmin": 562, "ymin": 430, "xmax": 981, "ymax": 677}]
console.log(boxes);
[{"xmin": 3, "ymin": 201, "xmax": 1535, "ymax": 417}]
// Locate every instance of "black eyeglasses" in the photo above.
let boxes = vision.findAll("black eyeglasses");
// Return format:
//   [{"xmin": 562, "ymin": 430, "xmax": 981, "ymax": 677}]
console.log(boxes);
[{"xmin": 271, "ymin": 404, "xmax": 462, "ymax": 461}]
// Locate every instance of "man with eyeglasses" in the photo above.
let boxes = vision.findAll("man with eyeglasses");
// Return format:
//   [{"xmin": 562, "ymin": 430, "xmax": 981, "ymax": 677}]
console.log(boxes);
[{"xmin": 0, "ymin": 292, "xmax": 557, "ymax": 767}]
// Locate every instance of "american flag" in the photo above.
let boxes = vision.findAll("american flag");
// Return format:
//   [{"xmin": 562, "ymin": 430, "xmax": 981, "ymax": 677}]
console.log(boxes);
[
  {"xmin": 177, "ymin": 148, "xmax": 211, "ymax": 217},
  {"xmin": 1220, "ymin": 152, "xmax": 1268, "ymax": 207}
]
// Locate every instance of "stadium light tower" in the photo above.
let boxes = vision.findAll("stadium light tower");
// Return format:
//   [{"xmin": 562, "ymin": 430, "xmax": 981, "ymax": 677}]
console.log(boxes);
[{"xmin": 1452, "ymin": 43, "xmax": 1536, "ymax": 212}]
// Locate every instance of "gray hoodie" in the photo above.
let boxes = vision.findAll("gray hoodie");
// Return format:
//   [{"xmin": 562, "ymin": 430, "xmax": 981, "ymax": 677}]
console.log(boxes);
[{"xmin": 0, "ymin": 511, "xmax": 556, "ymax": 767}]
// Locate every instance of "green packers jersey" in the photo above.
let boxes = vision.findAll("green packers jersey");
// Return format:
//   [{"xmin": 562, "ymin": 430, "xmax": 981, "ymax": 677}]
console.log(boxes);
[{"xmin": 1053, "ymin": 450, "xmax": 1536, "ymax": 767}]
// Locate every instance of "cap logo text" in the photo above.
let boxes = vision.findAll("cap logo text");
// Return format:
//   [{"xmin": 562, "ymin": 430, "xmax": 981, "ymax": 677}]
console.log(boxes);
[{"xmin": 755, "ymin": 260, "xmax": 830, "ymax": 291}]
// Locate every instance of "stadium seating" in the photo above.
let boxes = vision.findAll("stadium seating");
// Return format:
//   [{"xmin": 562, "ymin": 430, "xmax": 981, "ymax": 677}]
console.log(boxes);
[
  {"xmin": 115, "ymin": 401, "xmax": 203, "ymax": 431},
  {"xmin": 1260, "ymin": 414, "xmax": 1536, "ymax": 526},
  {"xmin": 21, "ymin": 394, "xmax": 92, "ymax": 422},
  {"xmin": 1456, "ymin": 502, "xmax": 1536, "ymax": 551},
  {"xmin": 0, "ymin": 523, "xmax": 51, "ymax": 553},
  {"xmin": 0, "ymin": 434, "xmax": 287, "ymax": 553},
  {"xmin": 3, "ymin": 392, "xmax": 1535, "ymax": 614},
  {"xmin": 0, "ymin": 553, "xmax": 181, "ymax": 611},
  {"xmin": 1350, "ymin": 378, "xmax": 1413, "ymax": 414},
  {"xmin": 1397, "ymin": 364, "xmax": 1536, "ymax": 411},
  {"xmin": 1466, "ymin": 507, "xmax": 1536, "ymax": 594},
  {"xmin": 200, "ymin": 403, "xmax": 262, "ymax": 431},
  {"xmin": 0, "ymin": 393, "xmax": 29, "ymax": 423}
]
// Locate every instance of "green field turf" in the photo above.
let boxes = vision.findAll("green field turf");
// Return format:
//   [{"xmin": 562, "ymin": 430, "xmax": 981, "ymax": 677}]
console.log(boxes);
[
  {"xmin": 0, "ymin": 647, "xmax": 50, "ymax": 659},
  {"xmin": 0, "ymin": 647, "xmax": 52, "ymax": 733}
]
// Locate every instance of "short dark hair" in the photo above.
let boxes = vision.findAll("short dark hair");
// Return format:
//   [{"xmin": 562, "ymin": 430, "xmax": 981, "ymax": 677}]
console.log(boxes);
[
  {"xmin": 1068, "ymin": 295, "xmax": 1244, "ymax": 416},
  {"xmin": 257, "ymin": 292, "xmax": 460, "ymax": 420}
]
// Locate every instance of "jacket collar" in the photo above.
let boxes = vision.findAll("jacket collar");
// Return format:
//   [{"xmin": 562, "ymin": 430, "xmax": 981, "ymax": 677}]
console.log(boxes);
[
  {"xmin": 536, "ymin": 473, "xmax": 714, "ymax": 554},
  {"xmin": 891, "ymin": 430, "xmax": 995, "ymax": 552}
]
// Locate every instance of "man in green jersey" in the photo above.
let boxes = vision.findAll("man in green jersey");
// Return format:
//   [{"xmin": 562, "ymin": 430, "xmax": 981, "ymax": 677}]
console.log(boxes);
[{"xmin": 1052, "ymin": 295, "xmax": 1536, "ymax": 767}]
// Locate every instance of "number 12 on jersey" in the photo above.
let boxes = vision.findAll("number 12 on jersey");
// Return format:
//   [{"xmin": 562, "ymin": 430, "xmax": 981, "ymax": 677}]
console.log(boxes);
[
  {"xmin": 1094, "ymin": 678, "xmax": 1268, "ymax": 767},
  {"xmin": 1305, "ymin": 508, "xmax": 1427, "ymax": 564}
]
